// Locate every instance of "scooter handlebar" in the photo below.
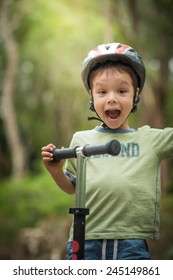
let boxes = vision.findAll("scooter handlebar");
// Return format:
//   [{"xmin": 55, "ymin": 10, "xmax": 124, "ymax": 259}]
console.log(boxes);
[
  {"xmin": 82, "ymin": 139, "xmax": 120, "ymax": 157},
  {"xmin": 52, "ymin": 139, "xmax": 121, "ymax": 163},
  {"xmin": 52, "ymin": 147, "xmax": 78, "ymax": 163}
]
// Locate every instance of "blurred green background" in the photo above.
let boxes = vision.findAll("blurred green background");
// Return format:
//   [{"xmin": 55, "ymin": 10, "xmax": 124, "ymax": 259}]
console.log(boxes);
[{"xmin": 0, "ymin": 0, "xmax": 173, "ymax": 259}]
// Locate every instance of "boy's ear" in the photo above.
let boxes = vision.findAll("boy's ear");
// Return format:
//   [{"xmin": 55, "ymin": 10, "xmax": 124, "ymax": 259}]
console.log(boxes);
[
  {"xmin": 88, "ymin": 89, "xmax": 95, "ymax": 111},
  {"xmin": 131, "ymin": 87, "xmax": 140, "ymax": 113},
  {"xmin": 89, "ymin": 99, "xmax": 95, "ymax": 112},
  {"xmin": 135, "ymin": 87, "xmax": 140, "ymax": 102}
]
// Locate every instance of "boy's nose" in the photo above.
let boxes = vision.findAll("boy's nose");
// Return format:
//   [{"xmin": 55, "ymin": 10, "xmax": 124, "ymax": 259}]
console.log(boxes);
[{"xmin": 107, "ymin": 92, "xmax": 117, "ymax": 103}]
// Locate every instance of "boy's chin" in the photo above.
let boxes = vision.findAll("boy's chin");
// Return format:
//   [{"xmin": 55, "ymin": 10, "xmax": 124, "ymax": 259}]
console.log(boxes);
[
  {"xmin": 104, "ymin": 122, "xmax": 120, "ymax": 129},
  {"xmin": 103, "ymin": 118, "xmax": 120, "ymax": 129}
]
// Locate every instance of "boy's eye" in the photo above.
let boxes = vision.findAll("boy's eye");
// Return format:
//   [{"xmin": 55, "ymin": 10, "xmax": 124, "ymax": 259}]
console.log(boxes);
[
  {"xmin": 98, "ymin": 90, "xmax": 106, "ymax": 95},
  {"xmin": 118, "ymin": 89, "xmax": 127, "ymax": 94}
]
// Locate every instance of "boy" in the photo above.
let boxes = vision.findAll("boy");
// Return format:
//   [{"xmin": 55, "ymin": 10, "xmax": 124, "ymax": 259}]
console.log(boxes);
[{"xmin": 41, "ymin": 43, "xmax": 173, "ymax": 259}]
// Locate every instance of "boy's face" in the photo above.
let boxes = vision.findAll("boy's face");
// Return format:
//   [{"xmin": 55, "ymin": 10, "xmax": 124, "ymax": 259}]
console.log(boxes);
[{"xmin": 91, "ymin": 69, "xmax": 139, "ymax": 129}]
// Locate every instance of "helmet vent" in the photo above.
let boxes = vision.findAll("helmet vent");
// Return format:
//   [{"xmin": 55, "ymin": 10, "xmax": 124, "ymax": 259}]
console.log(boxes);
[{"xmin": 105, "ymin": 45, "xmax": 110, "ymax": 50}]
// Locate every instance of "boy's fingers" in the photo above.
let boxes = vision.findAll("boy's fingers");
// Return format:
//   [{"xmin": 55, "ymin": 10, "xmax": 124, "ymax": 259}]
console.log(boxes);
[
  {"xmin": 41, "ymin": 144, "xmax": 56, "ymax": 152},
  {"xmin": 42, "ymin": 152, "xmax": 53, "ymax": 158},
  {"xmin": 43, "ymin": 156, "xmax": 53, "ymax": 162}
]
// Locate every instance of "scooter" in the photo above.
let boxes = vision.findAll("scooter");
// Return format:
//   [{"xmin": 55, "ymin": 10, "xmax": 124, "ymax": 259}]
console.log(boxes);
[{"xmin": 52, "ymin": 139, "xmax": 121, "ymax": 260}]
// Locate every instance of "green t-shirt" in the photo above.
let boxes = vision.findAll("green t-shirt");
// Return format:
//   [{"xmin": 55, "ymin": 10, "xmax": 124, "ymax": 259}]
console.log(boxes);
[{"xmin": 65, "ymin": 125, "xmax": 173, "ymax": 241}]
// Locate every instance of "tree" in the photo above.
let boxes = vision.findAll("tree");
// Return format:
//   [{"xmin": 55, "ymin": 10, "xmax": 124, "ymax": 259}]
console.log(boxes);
[
  {"xmin": 125, "ymin": 0, "xmax": 173, "ymax": 191},
  {"xmin": 0, "ymin": 0, "xmax": 27, "ymax": 179},
  {"xmin": 0, "ymin": 0, "xmax": 105, "ymax": 178}
]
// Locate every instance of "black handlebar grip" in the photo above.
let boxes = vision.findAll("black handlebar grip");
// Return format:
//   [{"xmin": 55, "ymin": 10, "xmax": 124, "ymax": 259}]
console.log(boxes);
[
  {"xmin": 52, "ymin": 140, "xmax": 121, "ymax": 162},
  {"xmin": 82, "ymin": 140, "xmax": 121, "ymax": 157},
  {"xmin": 52, "ymin": 146, "xmax": 78, "ymax": 163}
]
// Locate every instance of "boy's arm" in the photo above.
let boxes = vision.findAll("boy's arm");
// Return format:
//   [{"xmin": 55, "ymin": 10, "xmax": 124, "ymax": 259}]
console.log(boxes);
[{"xmin": 41, "ymin": 144, "xmax": 75, "ymax": 195}]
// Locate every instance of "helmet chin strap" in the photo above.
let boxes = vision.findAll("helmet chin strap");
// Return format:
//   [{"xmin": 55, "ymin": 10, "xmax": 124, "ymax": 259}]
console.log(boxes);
[
  {"xmin": 87, "ymin": 99, "xmax": 108, "ymax": 127},
  {"xmin": 87, "ymin": 116, "xmax": 108, "ymax": 128}
]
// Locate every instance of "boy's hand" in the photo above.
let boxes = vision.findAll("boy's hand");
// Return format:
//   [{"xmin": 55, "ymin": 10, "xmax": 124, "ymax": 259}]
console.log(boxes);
[
  {"xmin": 41, "ymin": 144, "xmax": 75, "ymax": 194},
  {"xmin": 41, "ymin": 144, "xmax": 64, "ymax": 172}
]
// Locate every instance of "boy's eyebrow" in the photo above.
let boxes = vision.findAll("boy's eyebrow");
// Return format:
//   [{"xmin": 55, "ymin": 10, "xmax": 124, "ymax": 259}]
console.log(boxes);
[
  {"xmin": 119, "ymin": 80, "xmax": 131, "ymax": 86},
  {"xmin": 94, "ymin": 82, "xmax": 105, "ymax": 87},
  {"xmin": 94, "ymin": 80, "xmax": 131, "ymax": 87}
]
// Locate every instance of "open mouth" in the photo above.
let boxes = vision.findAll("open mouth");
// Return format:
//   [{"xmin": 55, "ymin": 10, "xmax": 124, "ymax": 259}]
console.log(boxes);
[{"xmin": 105, "ymin": 109, "xmax": 121, "ymax": 120}]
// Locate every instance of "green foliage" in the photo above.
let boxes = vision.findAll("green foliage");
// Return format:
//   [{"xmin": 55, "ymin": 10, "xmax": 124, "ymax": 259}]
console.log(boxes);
[
  {"xmin": 1, "ymin": 0, "xmax": 173, "ymax": 259},
  {"xmin": 11, "ymin": 0, "xmax": 106, "ymax": 162},
  {"xmin": 148, "ymin": 193, "xmax": 173, "ymax": 259},
  {"xmin": 0, "ymin": 167, "xmax": 74, "ymax": 244}
]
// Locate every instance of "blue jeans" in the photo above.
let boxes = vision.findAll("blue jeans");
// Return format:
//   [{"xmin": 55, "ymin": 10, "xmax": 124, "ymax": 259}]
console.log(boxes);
[{"xmin": 67, "ymin": 239, "xmax": 151, "ymax": 260}]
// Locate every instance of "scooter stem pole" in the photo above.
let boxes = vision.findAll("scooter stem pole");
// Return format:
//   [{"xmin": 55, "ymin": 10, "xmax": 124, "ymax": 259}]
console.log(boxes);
[
  {"xmin": 69, "ymin": 148, "xmax": 89, "ymax": 260},
  {"xmin": 76, "ymin": 148, "xmax": 86, "ymax": 208}
]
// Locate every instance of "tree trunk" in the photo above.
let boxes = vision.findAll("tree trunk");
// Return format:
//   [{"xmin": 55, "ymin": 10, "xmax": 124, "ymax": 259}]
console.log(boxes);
[
  {"xmin": 126, "ymin": 0, "xmax": 170, "ymax": 193},
  {"xmin": 0, "ymin": 0, "xmax": 27, "ymax": 179},
  {"xmin": 103, "ymin": 0, "xmax": 114, "ymax": 42}
]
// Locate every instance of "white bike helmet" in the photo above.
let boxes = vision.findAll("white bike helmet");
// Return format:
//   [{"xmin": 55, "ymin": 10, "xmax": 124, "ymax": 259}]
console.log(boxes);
[{"xmin": 81, "ymin": 43, "xmax": 146, "ymax": 94}]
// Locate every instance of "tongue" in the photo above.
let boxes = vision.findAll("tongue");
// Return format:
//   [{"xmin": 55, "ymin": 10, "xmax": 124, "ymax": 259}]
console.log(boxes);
[{"xmin": 107, "ymin": 110, "xmax": 120, "ymax": 119}]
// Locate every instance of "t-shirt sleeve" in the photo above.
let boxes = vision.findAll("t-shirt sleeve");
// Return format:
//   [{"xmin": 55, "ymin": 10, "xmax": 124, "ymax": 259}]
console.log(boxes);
[
  {"xmin": 148, "ymin": 127, "xmax": 173, "ymax": 160},
  {"xmin": 64, "ymin": 134, "xmax": 78, "ymax": 185}
]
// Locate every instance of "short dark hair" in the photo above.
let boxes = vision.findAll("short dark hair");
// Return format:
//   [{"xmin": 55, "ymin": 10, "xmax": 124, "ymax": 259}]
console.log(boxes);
[{"xmin": 89, "ymin": 60, "xmax": 139, "ymax": 92}]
